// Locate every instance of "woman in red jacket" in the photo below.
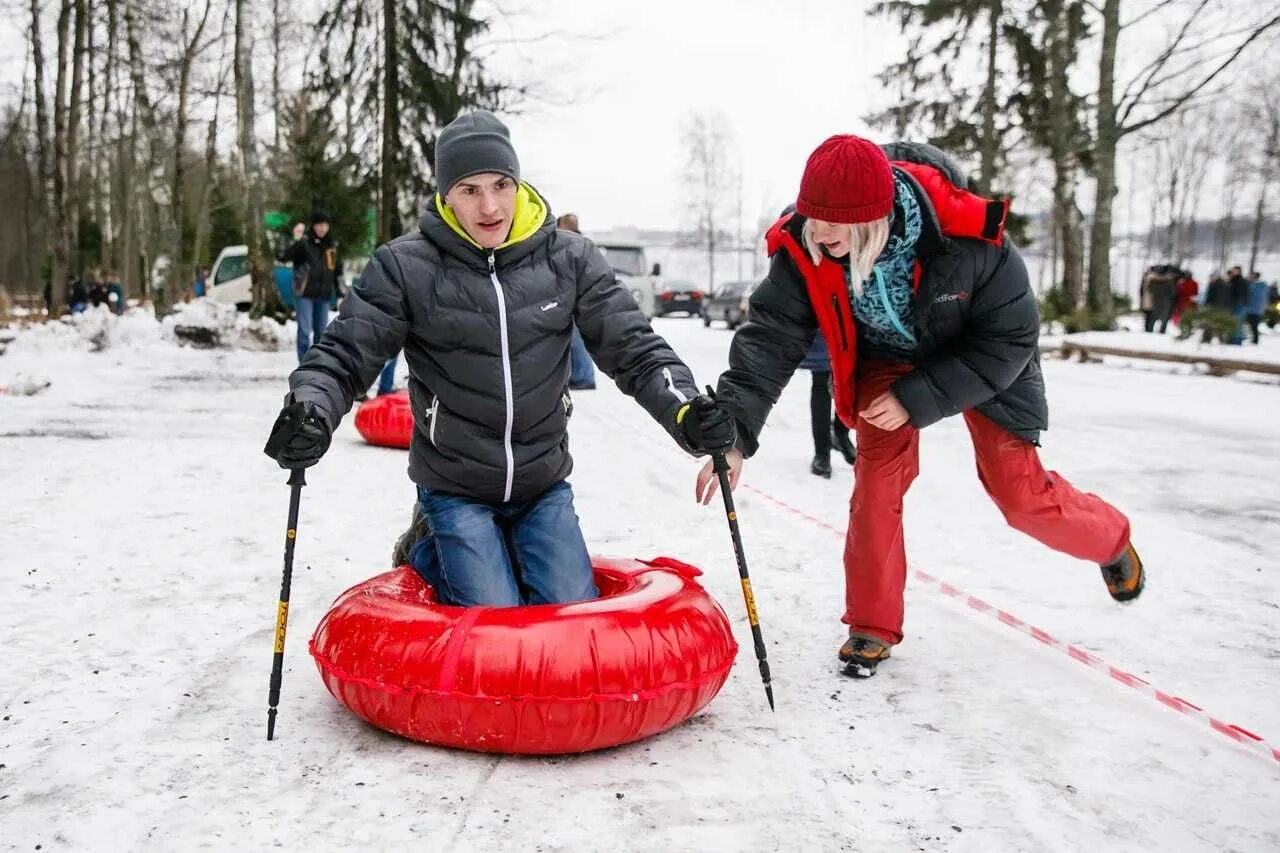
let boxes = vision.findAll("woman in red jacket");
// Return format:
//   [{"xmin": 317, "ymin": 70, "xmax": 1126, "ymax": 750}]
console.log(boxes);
[{"xmin": 697, "ymin": 137, "xmax": 1144, "ymax": 677}]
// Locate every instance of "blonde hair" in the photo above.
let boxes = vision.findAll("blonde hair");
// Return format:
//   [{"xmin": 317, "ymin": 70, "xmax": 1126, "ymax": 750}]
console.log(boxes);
[{"xmin": 801, "ymin": 217, "xmax": 890, "ymax": 296}]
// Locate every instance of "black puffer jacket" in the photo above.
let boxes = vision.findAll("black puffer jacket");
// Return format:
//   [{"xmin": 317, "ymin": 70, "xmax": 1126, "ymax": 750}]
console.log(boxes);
[
  {"xmin": 716, "ymin": 150, "xmax": 1046, "ymax": 453},
  {"xmin": 283, "ymin": 229, "xmax": 344, "ymax": 300},
  {"xmin": 288, "ymin": 186, "xmax": 699, "ymax": 503}
]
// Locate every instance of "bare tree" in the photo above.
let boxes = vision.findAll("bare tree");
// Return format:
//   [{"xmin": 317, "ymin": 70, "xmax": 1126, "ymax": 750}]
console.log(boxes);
[
  {"xmin": 1145, "ymin": 109, "xmax": 1215, "ymax": 265},
  {"xmin": 167, "ymin": 0, "xmax": 214, "ymax": 309},
  {"xmin": 680, "ymin": 112, "xmax": 736, "ymax": 292},
  {"xmin": 234, "ymin": 0, "xmax": 272, "ymax": 315},
  {"xmin": 1087, "ymin": 1, "xmax": 1280, "ymax": 316},
  {"xmin": 29, "ymin": 0, "xmax": 53, "ymax": 305},
  {"xmin": 1248, "ymin": 78, "xmax": 1280, "ymax": 272}
]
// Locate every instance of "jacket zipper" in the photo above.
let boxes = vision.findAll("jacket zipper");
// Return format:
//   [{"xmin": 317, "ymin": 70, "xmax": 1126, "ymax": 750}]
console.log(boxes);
[
  {"xmin": 831, "ymin": 295, "xmax": 850, "ymax": 351},
  {"xmin": 426, "ymin": 395, "xmax": 440, "ymax": 446},
  {"xmin": 488, "ymin": 251, "xmax": 516, "ymax": 502}
]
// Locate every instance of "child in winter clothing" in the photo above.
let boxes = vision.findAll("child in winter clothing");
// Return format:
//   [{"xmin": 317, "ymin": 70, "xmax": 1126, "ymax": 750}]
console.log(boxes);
[{"xmin": 698, "ymin": 136, "xmax": 1144, "ymax": 677}]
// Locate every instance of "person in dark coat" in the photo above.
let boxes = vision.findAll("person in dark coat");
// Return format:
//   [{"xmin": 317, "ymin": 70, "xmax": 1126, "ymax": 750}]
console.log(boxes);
[
  {"xmin": 1226, "ymin": 266, "xmax": 1250, "ymax": 345},
  {"xmin": 557, "ymin": 212, "xmax": 597, "ymax": 390},
  {"xmin": 800, "ymin": 332, "xmax": 855, "ymax": 477},
  {"xmin": 67, "ymin": 276, "xmax": 88, "ymax": 313},
  {"xmin": 695, "ymin": 137, "xmax": 1143, "ymax": 677},
  {"xmin": 1204, "ymin": 273, "xmax": 1230, "ymax": 310},
  {"xmin": 1140, "ymin": 265, "xmax": 1176, "ymax": 333},
  {"xmin": 281, "ymin": 207, "xmax": 345, "ymax": 362},
  {"xmin": 264, "ymin": 110, "xmax": 734, "ymax": 607},
  {"xmin": 88, "ymin": 275, "xmax": 108, "ymax": 309}
]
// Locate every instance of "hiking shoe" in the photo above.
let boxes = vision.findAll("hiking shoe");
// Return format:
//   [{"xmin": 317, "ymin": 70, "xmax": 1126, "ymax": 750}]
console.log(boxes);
[
  {"xmin": 831, "ymin": 426, "xmax": 857, "ymax": 465},
  {"xmin": 838, "ymin": 635, "xmax": 891, "ymax": 678},
  {"xmin": 1100, "ymin": 541, "xmax": 1145, "ymax": 603},
  {"xmin": 391, "ymin": 503, "xmax": 429, "ymax": 567},
  {"xmin": 810, "ymin": 454, "xmax": 832, "ymax": 478}
]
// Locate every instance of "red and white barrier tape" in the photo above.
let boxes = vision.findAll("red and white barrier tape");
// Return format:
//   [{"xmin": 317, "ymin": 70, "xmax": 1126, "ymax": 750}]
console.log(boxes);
[{"xmin": 739, "ymin": 483, "xmax": 1280, "ymax": 765}]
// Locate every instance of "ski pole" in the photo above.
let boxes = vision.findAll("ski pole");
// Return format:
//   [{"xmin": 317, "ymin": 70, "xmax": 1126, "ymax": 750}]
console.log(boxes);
[
  {"xmin": 266, "ymin": 467, "xmax": 305, "ymax": 740},
  {"xmin": 711, "ymin": 447, "xmax": 775, "ymax": 712}
]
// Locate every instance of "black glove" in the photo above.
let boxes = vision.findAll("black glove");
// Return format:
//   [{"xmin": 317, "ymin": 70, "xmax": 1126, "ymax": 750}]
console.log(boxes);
[
  {"xmin": 677, "ymin": 394, "xmax": 737, "ymax": 456},
  {"xmin": 263, "ymin": 396, "xmax": 333, "ymax": 469}
]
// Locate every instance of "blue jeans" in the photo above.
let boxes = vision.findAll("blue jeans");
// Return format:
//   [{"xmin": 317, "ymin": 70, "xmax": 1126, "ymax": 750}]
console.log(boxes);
[
  {"xmin": 295, "ymin": 297, "xmax": 329, "ymax": 361},
  {"xmin": 569, "ymin": 325, "xmax": 595, "ymax": 387},
  {"xmin": 1230, "ymin": 306, "xmax": 1247, "ymax": 345},
  {"xmin": 377, "ymin": 356, "xmax": 398, "ymax": 395},
  {"xmin": 408, "ymin": 480, "xmax": 597, "ymax": 607}
]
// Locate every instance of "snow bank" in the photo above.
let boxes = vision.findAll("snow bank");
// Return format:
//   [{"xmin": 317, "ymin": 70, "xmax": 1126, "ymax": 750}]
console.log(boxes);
[
  {"xmin": 3, "ymin": 302, "xmax": 293, "ymax": 356},
  {"xmin": 162, "ymin": 301, "xmax": 293, "ymax": 352},
  {"xmin": 3, "ymin": 306, "xmax": 157, "ymax": 354}
]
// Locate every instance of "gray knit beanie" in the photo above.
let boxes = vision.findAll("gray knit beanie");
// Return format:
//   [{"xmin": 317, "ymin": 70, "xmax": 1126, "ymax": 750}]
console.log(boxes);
[{"xmin": 435, "ymin": 110, "xmax": 521, "ymax": 196}]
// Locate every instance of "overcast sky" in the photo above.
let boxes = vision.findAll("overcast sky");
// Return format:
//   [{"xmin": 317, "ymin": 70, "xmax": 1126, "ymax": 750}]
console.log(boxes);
[{"xmin": 485, "ymin": 0, "xmax": 903, "ymax": 231}]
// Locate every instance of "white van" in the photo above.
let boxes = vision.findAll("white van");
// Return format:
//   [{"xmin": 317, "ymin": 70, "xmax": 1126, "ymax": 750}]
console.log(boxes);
[
  {"xmin": 596, "ymin": 242, "xmax": 662, "ymax": 318},
  {"xmin": 205, "ymin": 245, "xmax": 252, "ymax": 309}
]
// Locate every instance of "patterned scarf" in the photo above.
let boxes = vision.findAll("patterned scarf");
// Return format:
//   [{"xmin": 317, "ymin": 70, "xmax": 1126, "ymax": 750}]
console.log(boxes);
[{"xmin": 847, "ymin": 170, "xmax": 922, "ymax": 356}]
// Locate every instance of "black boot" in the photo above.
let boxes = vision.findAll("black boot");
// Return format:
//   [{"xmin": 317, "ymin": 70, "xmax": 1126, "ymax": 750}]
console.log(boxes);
[
  {"xmin": 838, "ymin": 635, "xmax": 892, "ymax": 678},
  {"xmin": 391, "ymin": 503, "xmax": 429, "ymax": 567},
  {"xmin": 810, "ymin": 454, "xmax": 832, "ymax": 478},
  {"xmin": 831, "ymin": 424, "xmax": 857, "ymax": 465},
  {"xmin": 1100, "ymin": 541, "xmax": 1145, "ymax": 602}
]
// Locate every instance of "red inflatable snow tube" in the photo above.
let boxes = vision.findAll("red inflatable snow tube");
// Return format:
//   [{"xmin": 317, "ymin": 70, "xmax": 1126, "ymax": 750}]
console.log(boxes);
[
  {"xmin": 353, "ymin": 390, "xmax": 413, "ymax": 449},
  {"xmin": 309, "ymin": 556, "xmax": 739, "ymax": 754}
]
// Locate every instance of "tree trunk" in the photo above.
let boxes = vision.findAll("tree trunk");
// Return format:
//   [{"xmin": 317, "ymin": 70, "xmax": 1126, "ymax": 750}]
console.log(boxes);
[
  {"xmin": 1046, "ymin": 4, "xmax": 1083, "ymax": 310},
  {"xmin": 118, "ymin": 96, "xmax": 136, "ymax": 297},
  {"xmin": 29, "ymin": 0, "xmax": 53, "ymax": 305},
  {"xmin": 272, "ymin": 0, "xmax": 282, "ymax": 154},
  {"xmin": 171, "ymin": 3, "xmax": 211, "ymax": 311},
  {"xmin": 66, "ymin": 0, "xmax": 87, "ymax": 279},
  {"xmin": 235, "ymin": 0, "xmax": 272, "ymax": 315},
  {"xmin": 379, "ymin": 0, "xmax": 400, "ymax": 243},
  {"xmin": 978, "ymin": 0, "xmax": 1001, "ymax": 194},
  {"xmin": 124, "ymin": 0, "xmax": 162, "ymax": 303},
  {"xmin": 192, "ymin": 103, "xmax": 221, "ymax": 273},
  {"xmin": 51, "ymin": 0, "xmax": 73, "ymax": 310},
  {"xmin": 1248, "ymin": 183, "xmax": 1267, "ymax": 274},
  {"xmin": 1086, "ymin": 0, "xmax": 1120, "ymax": 322},
  {"xmin": 99, "ymin": 0, "xmax": 117, "ymax": 268},
  {"xmin": 85, "ymin": 0, "xmax": 99, "ymax": 270}
]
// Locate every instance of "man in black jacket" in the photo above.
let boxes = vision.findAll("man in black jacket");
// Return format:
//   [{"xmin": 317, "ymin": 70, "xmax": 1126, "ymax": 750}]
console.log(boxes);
[
  {"xmin": 695, "ymin": 136, "xmax": 1143, "ymax": 677},
  {"xmin": 264, "ymin": 110, "xmax": 735, "ymax": 607},
  {"xmin": 282, "ymin": 208, "xmax": 345, "ymax": 362},
  {"xmin": 1226, "ymin": 266, "xmax": 1250, "ymax": 345}
]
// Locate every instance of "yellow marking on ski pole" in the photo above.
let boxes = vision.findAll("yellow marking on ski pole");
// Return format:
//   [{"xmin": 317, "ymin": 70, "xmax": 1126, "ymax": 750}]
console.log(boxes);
[
  {"xmin": 740, "ymin": 578, "xmax": 759, "ymax": 626},
  {"xmin": 287, "ymin": 529, "xmax": 296, "ymax": 540},
  {"xmin": 274, "ymin": 602, "xmax": 290, "ymax": 652},
  {"xmin": 728, "ymin": 511, "xmax": 737, "ymax": 522}
]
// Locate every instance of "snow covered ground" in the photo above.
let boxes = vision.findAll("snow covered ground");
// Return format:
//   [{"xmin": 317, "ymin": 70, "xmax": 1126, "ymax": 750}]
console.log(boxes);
[{"xmin": 2, "ymin": 315, "xmax": 1279, "ymax": 852}]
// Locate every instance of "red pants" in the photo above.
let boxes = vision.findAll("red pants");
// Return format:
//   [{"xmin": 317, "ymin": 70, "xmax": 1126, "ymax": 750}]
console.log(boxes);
[{"xmin": 844, "ymin": 362, "xmax": 1131, "ymax": 644}]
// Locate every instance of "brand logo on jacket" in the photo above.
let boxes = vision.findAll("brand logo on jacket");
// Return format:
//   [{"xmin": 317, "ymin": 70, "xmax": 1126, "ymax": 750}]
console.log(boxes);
[
  {"xmin": 934, "ymin": 291, "xmax": 969, "ymax": 304},
  {"xmin": 540, "ymin": 301, "xmax": 559, "ymax": 311}
]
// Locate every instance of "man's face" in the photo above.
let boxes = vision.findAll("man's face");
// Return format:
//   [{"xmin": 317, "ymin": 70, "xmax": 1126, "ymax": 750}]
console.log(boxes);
[
  {"xmin": 313, "ymin": 222, "xmax": 330, "ymax": 239},
  {"xmin": 1229, "ymin": 266, "xmax": 1241, "ymax": 278},
  {"xmin": 444, "ymin": 173, "xmax": 518, "ymax": 249}
]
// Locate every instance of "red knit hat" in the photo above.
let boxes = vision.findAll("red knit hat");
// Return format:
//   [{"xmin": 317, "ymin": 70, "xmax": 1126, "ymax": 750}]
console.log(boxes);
[{"xmin": 796, "ymin": 135, "xmax": 894, "ymax": 224}]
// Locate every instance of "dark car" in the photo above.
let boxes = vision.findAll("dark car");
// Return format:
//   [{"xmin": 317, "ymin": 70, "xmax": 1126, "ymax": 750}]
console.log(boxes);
[
  {"xmin": 700, "ymin": 280, "xmax": 753, "ymax": 329},
  {"xmin": 654, "ymin": 280, "xmax": 705, "ymax": 317}
]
